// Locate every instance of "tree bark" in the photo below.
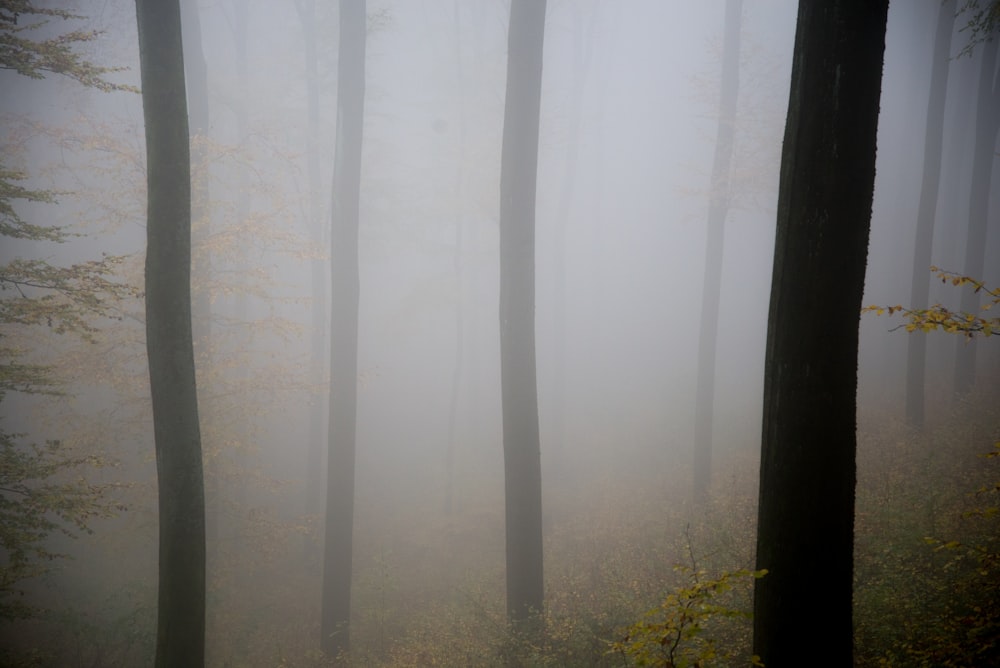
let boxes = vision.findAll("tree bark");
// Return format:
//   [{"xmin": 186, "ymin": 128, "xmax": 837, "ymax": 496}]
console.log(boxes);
[
  {"xmin": 321, "ymin": 0, "xmax": 365, "ymax": 658},
  {"xmin": 135, "ymin": 1, "xmax": 206, "ymax": 665},
  {"xmin": 499, "ymin": 0, "xmax": 546, "ymax": 630},
  {"xmin": 906, "ymin": 0, "xmax": 955, "ymax": 429},
  {"xmin": 753, "ymin": 1, "xmax": 887, "ymax": 665},
  {"xmin": 693, "ymin": 0, "xmax": 741, "ymax": 505}
]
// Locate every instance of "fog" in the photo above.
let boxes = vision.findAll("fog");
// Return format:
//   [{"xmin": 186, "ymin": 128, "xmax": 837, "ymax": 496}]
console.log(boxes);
[{"xmin": 2, "ymin": 1, "xmax": 999, "ymax": 665}]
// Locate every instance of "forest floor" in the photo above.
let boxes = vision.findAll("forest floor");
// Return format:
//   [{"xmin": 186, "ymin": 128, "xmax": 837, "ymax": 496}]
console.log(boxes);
[{"xmin": 2, "ymin": 384, "xmax": 998, "ymax": 667}]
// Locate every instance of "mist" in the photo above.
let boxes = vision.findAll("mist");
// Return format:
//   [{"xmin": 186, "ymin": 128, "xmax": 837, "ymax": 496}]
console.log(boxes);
[{"xmin": 2, "ymin": 1, "xmax": 998, "ymax": 666}]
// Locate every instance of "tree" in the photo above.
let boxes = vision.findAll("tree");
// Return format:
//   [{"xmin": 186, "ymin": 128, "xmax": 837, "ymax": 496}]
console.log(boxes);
[
  {"xmin": 906, "ymin": 0, "xmax": 956, "ymax": 430},
  {"xmin": 499, "ymin": 0, "xmax": 546, "ymax": 630},
  {"xmin": 693, "ymin": 0, "xmax": 742, "ymax": 505},
  {"xmin": 293, "ymin": 0, "xmax": 330, "ymax": 534},
  {"xmin": 753, "ymin": 1, "xmax": 888, "ymax": 664},
  {"xmin": 321, "ymin": 0, "xmax": 365, "ymax": 657},
  {"xmin": 952, "ymin": 32, "xmax": 998, "ymax": 397},
  {"xmin": 135, "ymin": 0, "xmax": 207, "ymax": 665}
]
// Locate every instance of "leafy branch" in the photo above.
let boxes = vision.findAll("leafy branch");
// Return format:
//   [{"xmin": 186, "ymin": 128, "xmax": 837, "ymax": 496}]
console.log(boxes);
[
  {"xmin": 0, "ymin": 255, "xmax": 140, "ymax": 340},
  {"xmin": 0, "ymin": 1, "xmax": 137, "ymax": 92},
  {"xmin": 956, "ymin": 0, "xmax": 1000, "ymax": 58},
  {"xmin": 610, "ymin": 527, "xmax": 766, "ymax": 667},
  {"xmin": 863, "ymin": 268, "xmax": 999, "ymax": 339},
  {"xmin": 0, "ymin": 433, "xmax": 127, "ymax": 621}
]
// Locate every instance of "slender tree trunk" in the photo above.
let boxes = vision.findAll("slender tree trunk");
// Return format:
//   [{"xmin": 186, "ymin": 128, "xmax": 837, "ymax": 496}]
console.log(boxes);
[
  {"xmin": 753, "ymin": 1, "xmax": 887, "ymax": 665},
  {"xmin": 295, "ymin": 0, "xmax": 329, "ymax": 544},
  {"xmin": 499, "ymin": 0, "xmax": 546, "ymax": 630},
  {"xmin": 547, "ymin": 3, "xmax": 595, "ymax": 473},
  {"xmin": 179, "ymin": 0, "xmax": 218, "ymax": 593},
  {"xmin": 953, "ymin": 37, "xmax": 999, "ymax": 397},
  {"xmin": 321, "ymin": 0, "xmax": 365, "ymax": 658},
  {"xmin": 136, "ymin": 1, "xmax": 206, "ymax": 665},
  {"xmin": 180, "ymin": 0, "xmax": 211, "ymax": 352},
  {"xmin": 906, "ymin": 0, "xmax": 955, "ymax": 429},
  {"xmin": 444, "ymin": 0, "xmax": 466, "ymax": 517},
  {"xmin": 693, "ymin": 0, "xmax": 741, "ymax": 505}
]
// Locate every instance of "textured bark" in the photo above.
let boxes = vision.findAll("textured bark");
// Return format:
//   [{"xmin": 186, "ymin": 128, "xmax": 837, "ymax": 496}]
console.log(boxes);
[
  {"xmin": 693, "ymin": 0, "xmax": 741, "ymax": 505},
  {"xmin": 953, "ymin": 38, "xmax": 999, "ymax": 397},
  {"xmin": 753, "ymin": 1, "xmax": 887, "ymax": 665},
  {"xmin": 135, "ymin": 1, "xmax": 206, "ymax": 665},
  {"xmin": 499, "ymin": 0, "xmax": 546, "ymax": 629},
  {"xmin": 321, "ymin": 0, "xmax": 365, "ymax": 658},
  {"xmin": 906, "ymin": 0, "xmax": 955, "ymax": 429}
]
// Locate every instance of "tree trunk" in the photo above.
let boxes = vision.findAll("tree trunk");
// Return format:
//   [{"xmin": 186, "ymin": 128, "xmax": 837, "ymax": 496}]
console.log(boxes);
[
  {"xmin": 906, "ymin": 0, "xmax": 955, "ymax": 429},
  {"xmin": 179, "ymin": 0, "xmax": 219, "ymax": 595},
  {"xmin": 180, "ymin": 0, "xmax": 212, "ymax": 353},
  {"xmin": 693, "ymin": 0, "xmax": 741, "ymax": 505},
  {"xmin": 444, "ymin": 0, "xmax": 466, "ymax": 517},
  {"xmin": 499, "ymin": 0, "xmax": 546, "ymax": 630},
  {"xmin": 135, "ymin": 1, "xmax": 206, "ymax": 665},
  {"xmin": 753, "ymin": 1, "xmax": 887, "ymax": 665},
  {"xmin": 953, "ymin": 37, "xmax": 999, "ymax": 397},
  {"xmin": 321, "ymin": 0, "xmax": 365, "ymax": 658},
  {"xmin": 546, "ymin": 2, "xmax": 595, "ymax": 478},
  {"xmin": 295, "ymin": 0, "xmax": 329, "ymax": 547}
]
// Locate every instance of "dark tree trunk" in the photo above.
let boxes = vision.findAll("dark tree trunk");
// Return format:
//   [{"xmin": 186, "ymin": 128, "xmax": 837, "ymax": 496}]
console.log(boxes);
[
  {"xmin": 953, "ymin": 37, "xmax": 999, "ymax": 397},
  {"xmin": 906, "ymin": 0, "xmax": 955, "ymax": 429},
  {"xmin": 321, "ymin": 0, "xmax": 365, "ymax": 658},
  {"xmin": 179, "ymin": 0, "xmax": 213, "ymax": 427},
  {"xmin": 135, "ymin": 1, "xmax": 206, "ymax": 666},
  {"xmin": 753, "ymin": 1, "xmax": 887, "ymax": 665},
  {"xmin": 179, "ymin": 0, "xmax": 219, "ymax": 586},
  {"xmin": 180, "ymin": 0, "xmax": 212, "ymax": 352},
  {"xmin": 499, "ymin": 0, "xmax": 546, "ymax": 630},
  {"xmin": 693, "ymin": 0, "xmax": 741, "ymax": 505}
]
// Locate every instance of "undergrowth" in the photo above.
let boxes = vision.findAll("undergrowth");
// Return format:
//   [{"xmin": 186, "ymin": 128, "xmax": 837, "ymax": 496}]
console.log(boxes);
[{"xmin": 3, "ymin": 386, "xmax": 997, "ymax": 666}]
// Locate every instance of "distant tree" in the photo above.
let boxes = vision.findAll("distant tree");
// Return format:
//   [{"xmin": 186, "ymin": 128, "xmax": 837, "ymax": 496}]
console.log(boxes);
[
  {"xmin": 753, "ymin": 1, "xmax": 888, "ymax": 665},
  {"xmin": 906, "ymin": 0, "xmax": 956, "ymax": 430},
  {"xmin": 135, "ymin": 0, "xmax": 207, "ymax": 665},
  {"xmin": 499, "ymin": 0, "xmax": 546, "ymax": 631},
  {"xmin": 444, "ymin": 0, "xmax": 465, "ymax": 516},
  {"xmin": 545, "ymin": 0, "xmax": 596, "ymax": 478},
  {"xmin": 952, "ymin": 33, "xmax": 998, "ymax": 397},
  {"xmin": 693, "ymin": 0, "xmax": 742, "ymax": 505},
  {"xmin": 293, "ymin": 0, "xmax": 330, "ymax": 532},
  {"xmin": 321, "ymin": 0, "xmax": 365, "ymax": 658},
  {"xmin": 179, "ymin": 0, "xmax": 213, "ymax": 355}
]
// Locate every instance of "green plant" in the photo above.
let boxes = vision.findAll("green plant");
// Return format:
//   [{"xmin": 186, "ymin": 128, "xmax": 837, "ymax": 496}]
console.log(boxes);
[
  {"xmin": 863, "ymin": 267, "xmax": 998, "ymax": 339},
  {"xmin": 902, "ymin": 441, "xmax": 1000, "ymax": 667},
  {"xmin": 610, "ymin": 533, "xmax": 766, "ymax": 668},
  {"xmin": 0, "ymin": 434, "xmax": 125, "ymax": 621}
]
